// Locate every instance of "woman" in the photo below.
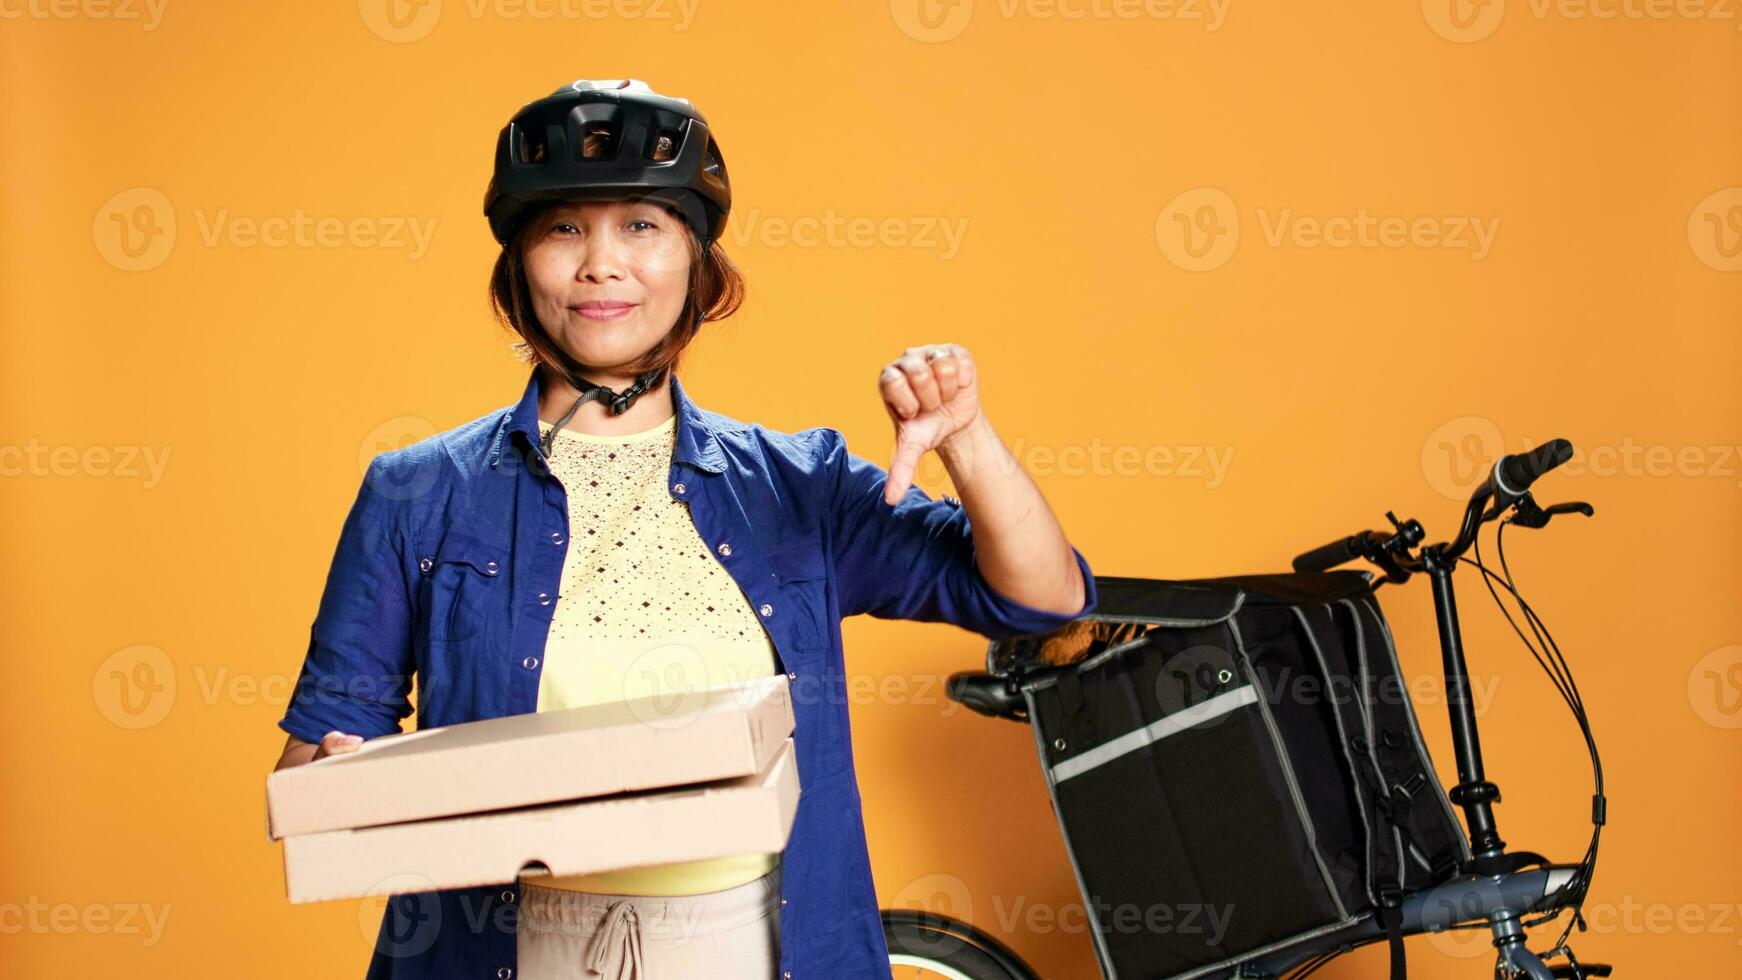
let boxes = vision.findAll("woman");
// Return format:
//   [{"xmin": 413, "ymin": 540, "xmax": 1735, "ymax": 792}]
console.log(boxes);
[{"xmin": 272, "ymin": 78, "xmax": 1097, "ymax": 980}]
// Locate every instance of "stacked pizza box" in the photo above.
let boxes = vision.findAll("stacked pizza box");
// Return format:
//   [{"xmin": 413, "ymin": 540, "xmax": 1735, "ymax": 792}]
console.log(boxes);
[{"xmin": 266, "ymin": 674, "xmax": 798, "ymax": 903}]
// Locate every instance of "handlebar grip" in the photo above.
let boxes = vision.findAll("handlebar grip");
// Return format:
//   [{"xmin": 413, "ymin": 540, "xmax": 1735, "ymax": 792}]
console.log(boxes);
[
  {"xmin": 1497, "ymin": 438, "xmax": 1574, "ymax": 496},
  {"xmin": 1293, "ymin": 535, "xmax": 1360, "ymax": 573},
  {"xmin": 946, "ymin": 671, "xmax": 1027, "ymax": 721}
]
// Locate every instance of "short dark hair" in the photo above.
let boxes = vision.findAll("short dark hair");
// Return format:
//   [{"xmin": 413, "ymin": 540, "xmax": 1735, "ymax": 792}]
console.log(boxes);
[{"xmin": 488, "ymin": 197, "xmax": 745, "ymax": 383}]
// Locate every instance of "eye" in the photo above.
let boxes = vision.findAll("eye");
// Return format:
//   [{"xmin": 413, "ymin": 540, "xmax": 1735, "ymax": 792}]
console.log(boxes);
[
  {"xmin": 549, "ymin": 221, "xmax": 579, "ymax": 235},
  {"xmin": 628, "ymin": 218, "xmax": 658, "ymax": 232}
]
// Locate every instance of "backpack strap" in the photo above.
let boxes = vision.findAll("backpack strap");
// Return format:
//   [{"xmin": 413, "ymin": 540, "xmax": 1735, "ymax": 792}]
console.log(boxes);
[{"xmin": 1376, "ymin": 887, "xmax": 1407, "ymax": 980}]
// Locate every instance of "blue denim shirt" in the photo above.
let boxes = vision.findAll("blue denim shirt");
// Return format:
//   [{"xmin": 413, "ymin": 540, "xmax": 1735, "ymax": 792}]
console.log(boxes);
[{"xmin": 278, "ymin": 367, "xmax": 1098, "ymax": 980}]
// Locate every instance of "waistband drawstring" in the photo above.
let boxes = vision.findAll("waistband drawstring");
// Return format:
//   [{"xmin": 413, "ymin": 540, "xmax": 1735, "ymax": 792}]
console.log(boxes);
[{"xmin": 581, "ymin": 899, "xmax": 644, "ymax": 979}]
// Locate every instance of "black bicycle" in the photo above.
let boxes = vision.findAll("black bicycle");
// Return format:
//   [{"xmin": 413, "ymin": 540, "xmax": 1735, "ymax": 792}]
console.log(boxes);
[{"xmin": 882, "ymin": 438, "xmax": 1610, "ymax": 980}]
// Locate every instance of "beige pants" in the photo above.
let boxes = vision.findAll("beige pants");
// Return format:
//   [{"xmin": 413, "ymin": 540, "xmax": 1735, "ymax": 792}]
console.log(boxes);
[{"xmin": 515, "ymin": 862, "xmax": 782, "ymax": 980}]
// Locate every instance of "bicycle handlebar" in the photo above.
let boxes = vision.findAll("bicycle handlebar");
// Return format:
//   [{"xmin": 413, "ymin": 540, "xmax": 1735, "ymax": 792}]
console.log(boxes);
[
  {"xmin": 1292, "ymin": 438, "xmax": 1575, "ymax": 575},
  {"xmin": 1495, "ymin": 438, "xmax": 1574, "ymax": 500},
  {"xmin": 1292, "ymin": 535, "xmax": 1362, "ymax": 574}
]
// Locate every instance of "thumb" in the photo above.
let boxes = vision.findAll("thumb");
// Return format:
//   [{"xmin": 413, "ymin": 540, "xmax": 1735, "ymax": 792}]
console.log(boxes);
[
  {"xmin": 885, "ymin": 436, "xmax": 924, "ymax": 506},
  {"xmin": 314, "ymin": 731, "xmax": 364, "ymax": 760}
]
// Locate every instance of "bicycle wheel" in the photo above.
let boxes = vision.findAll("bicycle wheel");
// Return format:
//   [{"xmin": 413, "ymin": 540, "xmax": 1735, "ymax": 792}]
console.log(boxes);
[{"xmin": 882, "ymin": 909, "xmax": 1038, "ymax": 980}]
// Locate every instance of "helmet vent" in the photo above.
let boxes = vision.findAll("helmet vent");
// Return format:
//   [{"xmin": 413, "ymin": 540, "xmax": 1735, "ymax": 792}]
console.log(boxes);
[
  {"xmin": 651, "ymin": 128, "xmax": 681, "ymax": 162},
  {"xmin": 579, "ymin": 122, "xmax": 618, "ymax": 160},
  {"xmin": 515, "ymin": 125, "xmax": 550, "ymax": 164}
]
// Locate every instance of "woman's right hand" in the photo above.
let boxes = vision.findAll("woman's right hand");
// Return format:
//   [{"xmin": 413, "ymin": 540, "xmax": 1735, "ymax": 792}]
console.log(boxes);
[
  {"xmin": 274, "ymin": 730, "xmax": 365, "ymax": 771},
  {"xmin": 312, "ymin": 730, "xmax": 365, "ymax": 760}
]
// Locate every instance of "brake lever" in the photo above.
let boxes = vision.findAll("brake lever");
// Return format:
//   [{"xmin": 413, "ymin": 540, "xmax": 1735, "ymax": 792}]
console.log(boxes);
[
  {"xmin": 1358, "ymin": 512, "xmax": 1419, "ymax": 585},
  {"xmin": 1507, "ymin": 495, "xmax": 1596, "ymax": 530}
]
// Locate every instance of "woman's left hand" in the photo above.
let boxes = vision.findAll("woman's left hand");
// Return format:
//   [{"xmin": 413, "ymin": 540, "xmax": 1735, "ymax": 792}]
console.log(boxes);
[{"xmin": 878, "ymin": 343, "xmax": 981, "ymax": 505}]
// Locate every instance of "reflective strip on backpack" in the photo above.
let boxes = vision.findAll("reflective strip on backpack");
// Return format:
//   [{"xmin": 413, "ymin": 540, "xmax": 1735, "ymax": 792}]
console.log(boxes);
[{"xmin": 1049, "ymin": 684, "xmax": 1259, "ymax": 783}]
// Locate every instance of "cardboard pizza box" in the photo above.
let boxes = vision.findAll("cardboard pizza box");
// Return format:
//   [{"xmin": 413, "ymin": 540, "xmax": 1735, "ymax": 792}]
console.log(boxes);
[
  {"xmin": 267, "ymin": 674, "xmax": 793, "ymax": 839},
  {"xmin": 281, "ymin": 737, "xmax": 799, "ymax": 904}
]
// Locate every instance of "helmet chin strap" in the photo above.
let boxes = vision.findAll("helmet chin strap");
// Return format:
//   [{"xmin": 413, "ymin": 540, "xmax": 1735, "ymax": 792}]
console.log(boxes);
[{"xmin": 539, "ymin": 366, "xmax": 668, "ymax": 460}]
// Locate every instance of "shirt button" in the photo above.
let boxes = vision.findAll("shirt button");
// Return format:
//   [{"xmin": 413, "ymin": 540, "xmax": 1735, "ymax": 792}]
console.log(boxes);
[
  {"xmin": 759, "ymin": 603, "xmax": 774, "ymax": 617},
  {"xmin": 674, "ymin": 482, "xmax": 687, "ymax": 495},
  {"xmin": 500, "ymin": 889, "xmax": 515, "ymax": 903},
  {"xmin": 484, "ymin": 560, "xmax": 499, "ymax": 575},
  {"xmin": 418, "ymin": 557, "xmax": 433, "ymax": 574},
  {"xmin": 786, "ymin": 671, "xmax": 796, "ymax": 682},
  {"xmin": 779, "ymin": 896, "xmax": 788, "ymax": 907},
  {"xmin": 717, "ymin": 542, "xmax": 732, "ymax": 557},
  {"xmin": 783, "ymin": 972, "xmax": 792, "ymax": 979},
  {"xmin": 549, "ymin": 531, "xmax": 564, "ymax": 545},
  {"xmin": 522, "ymin": 656, "xmax": 539, "ymax": 670},
  {"xmin": 537, "ymin": 592, "xmax": 552, "ymax": 606},
  {"xmin": 498, "ymin": 969, "xmax": 514, "ymax": 980}
]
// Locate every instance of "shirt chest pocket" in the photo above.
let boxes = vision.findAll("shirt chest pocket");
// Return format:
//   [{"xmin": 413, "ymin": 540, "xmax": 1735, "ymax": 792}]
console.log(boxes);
[{"xmin": 415, "ymin": 530, "xmax": 505, "ymax": 647}]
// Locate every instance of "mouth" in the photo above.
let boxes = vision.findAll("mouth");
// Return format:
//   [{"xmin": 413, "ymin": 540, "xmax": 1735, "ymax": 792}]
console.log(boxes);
[{"xmin": 571, "ymin": 301, "xmax": 638, "ymax": 321}]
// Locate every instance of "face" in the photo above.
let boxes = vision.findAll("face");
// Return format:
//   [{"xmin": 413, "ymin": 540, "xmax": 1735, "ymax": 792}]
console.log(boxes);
[{"xmin": 520, "ymin": 198, "xmax": 693, "ymax": 378}]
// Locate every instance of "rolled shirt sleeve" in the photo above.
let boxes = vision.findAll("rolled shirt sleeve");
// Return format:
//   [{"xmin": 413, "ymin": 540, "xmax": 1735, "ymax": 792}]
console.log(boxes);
[
  {"xmin": 277, "ymin": 455, "xmax": 417, "ymax": 745},
  {"xmin": 826, "ymin": 430, "xmax": 1097, "ymax": 641}
]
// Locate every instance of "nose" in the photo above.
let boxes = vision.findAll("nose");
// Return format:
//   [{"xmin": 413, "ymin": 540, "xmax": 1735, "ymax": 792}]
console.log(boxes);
[{"xmin": 576, "ymin": 228, "xmax": 629, "ymax": 282}]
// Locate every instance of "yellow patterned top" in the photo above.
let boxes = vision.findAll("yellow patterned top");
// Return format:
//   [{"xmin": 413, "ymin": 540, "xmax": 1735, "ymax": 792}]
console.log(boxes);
[{"xmin": 520, "ymin": 414, "xmax": 781, "ymax": 896}]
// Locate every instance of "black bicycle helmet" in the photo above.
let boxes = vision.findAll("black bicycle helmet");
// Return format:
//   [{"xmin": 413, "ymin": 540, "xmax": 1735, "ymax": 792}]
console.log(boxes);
[{"xmin": 483, "ymin": 78, "xmax": 731, "ymax": 247}]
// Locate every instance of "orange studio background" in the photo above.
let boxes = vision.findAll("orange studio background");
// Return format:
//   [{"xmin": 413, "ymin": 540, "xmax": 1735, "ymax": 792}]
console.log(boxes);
[{"xmin": 2, "ymin": 1, "xmax": 1738, "ymax": 976}]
